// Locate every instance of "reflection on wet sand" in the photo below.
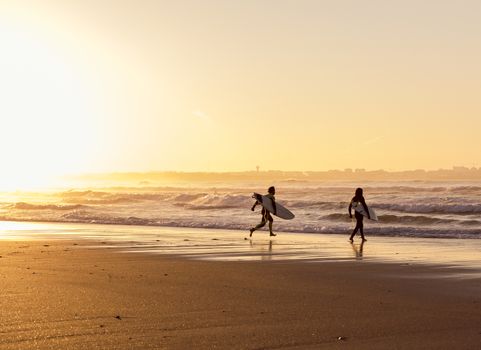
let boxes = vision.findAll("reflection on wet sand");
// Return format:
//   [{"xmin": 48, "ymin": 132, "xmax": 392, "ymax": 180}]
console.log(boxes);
[
  {"xmin": 2, "ymin": 222, "xmax": 481, "ymax": 275},
  {"xmin": 351, "ymin": 240, "xmax": 365, "ymax": 260},
  {"xmin": 249, "ymin": 239, "xmax": 274, "ymax": 261}
]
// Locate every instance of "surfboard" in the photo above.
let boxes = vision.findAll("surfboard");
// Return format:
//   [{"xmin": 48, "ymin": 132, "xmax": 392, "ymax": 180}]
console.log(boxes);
[
  {"xmin": 252, "ymin": 193, "xmax": 295, "ymax": 220},
  {"xmin": 351, "ymin": 201, "xmax": 378, "ymax": 221}
]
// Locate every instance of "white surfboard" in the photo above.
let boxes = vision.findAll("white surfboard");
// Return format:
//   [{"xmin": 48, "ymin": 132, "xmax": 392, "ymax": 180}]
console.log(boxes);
[
  {"xmin": 351, "ymin": 201, "xmax": 378, "ymax": 221},
  {"xmin": 253, "ymin": 193, "xmax": 295, "ymax": 220}
]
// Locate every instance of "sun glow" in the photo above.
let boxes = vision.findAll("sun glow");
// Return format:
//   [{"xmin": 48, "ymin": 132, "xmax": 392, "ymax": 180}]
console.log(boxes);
[
  {"xmin": 0, "ymin": 14, "xmax": 101, "ymax": 190},
  {"xmin": 1, "ymin": 1, "xmax": 481, "ymax": 183}
]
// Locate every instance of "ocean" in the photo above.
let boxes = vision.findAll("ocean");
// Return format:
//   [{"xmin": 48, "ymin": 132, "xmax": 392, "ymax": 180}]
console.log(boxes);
[{"xmin": 1, "ymin": 180, "xmax": 481, "ymax": 239}]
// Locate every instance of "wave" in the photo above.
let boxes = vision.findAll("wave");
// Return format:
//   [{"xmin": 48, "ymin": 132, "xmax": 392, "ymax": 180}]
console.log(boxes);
[
  {"xmin": 356, "ymin": 185, "xmax": 481, "ymax": 194},
  {"xmin": 2, "ymin": 183, "xmax": 481, "ymax": 239},
  {"xmin": 7, "ymin": 202, "xmax": 88, "ymax": 211},
  {"xmin": 60, "ymin": 190, "xmax": 172, "ymax": 204},
  {"xmin": 185, "ymin": 194, "xmax": 252, "ymax": 209},
  {"xmin": 284, "ymin": 185, "xmax": 481, "ymax": 194},
  {"xmin": 58, "ymin": 191, "xmax": 249, "ymax": 209},
  {"xmin": 1, "ymin": 213, "xmax": 480, "ymax": 239},
  {"xmin": 59, "ymin": 190, "xmax": 108, "ymax": 198},
  {"xmin": 376, "ymin": 202, "xmax": 481, "ymax": 215},
  {"xmin": 320, "ymin": 212, "xmax": 481, "ymax": 226},
  {"xmin": 60, "ymin": 211, "xmax": 160, "ymax": 226},
  {"xmin": 39, "ymin": 188, "xmax": 481, "ymax": 213},
  {"xmin": 64, "ymin": 197, "xmax": 142, "ymax": 205},
  {"xmin": 171, "ymin": 193, "xmax": 207, "ymax": 202},
  {"xmin": 284, "ymin": 200, "xmax": 345, "ymax": 209},
  {"xmin": 375, "ymin": 214, "xmax": 481, "ymax": 226}
]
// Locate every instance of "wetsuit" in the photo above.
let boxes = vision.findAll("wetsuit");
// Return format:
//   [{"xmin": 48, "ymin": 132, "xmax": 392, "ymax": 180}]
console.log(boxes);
[
  {"xmin": 348, "ymin": 195, "xmax": 370, "ymax": 240},
  {"xmin": 250, "ymin": 194, "xmax": 277, "ymax": 236}
]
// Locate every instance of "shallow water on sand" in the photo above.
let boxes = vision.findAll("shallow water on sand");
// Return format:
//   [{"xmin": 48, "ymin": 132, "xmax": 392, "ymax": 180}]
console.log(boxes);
[{"xmin": 1, "ymin": 221, "xmax": 481, "ymax": 275}]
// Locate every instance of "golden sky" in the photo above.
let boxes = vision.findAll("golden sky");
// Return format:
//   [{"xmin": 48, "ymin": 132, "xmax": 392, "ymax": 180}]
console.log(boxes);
[{"xmin": 1, "ymin": 0, "xmax": 480, "ymax": 187}]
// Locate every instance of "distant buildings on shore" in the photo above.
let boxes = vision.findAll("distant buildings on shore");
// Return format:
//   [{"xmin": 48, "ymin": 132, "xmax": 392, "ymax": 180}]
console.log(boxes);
[{"xmin": 67, "ymin": 166, "xmax": 481, "ymax": 185}]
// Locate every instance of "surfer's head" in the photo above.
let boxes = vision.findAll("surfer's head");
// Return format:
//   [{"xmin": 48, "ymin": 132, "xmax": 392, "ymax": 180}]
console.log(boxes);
[
  {"xmin": 355, "ymin": 188, "xmax": 363, "ymax": 197},
  {"xmin": 268, "ymin": 186, "xmax": 275, "ymax": 194}
]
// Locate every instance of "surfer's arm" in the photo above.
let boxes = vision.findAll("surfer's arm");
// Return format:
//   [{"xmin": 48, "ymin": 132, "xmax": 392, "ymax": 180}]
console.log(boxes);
[
  {"xmin": 348, "ymin": 201, "xmax": 353, "ymax": 218},
  {"xmin": 361, "ymin": 200, "xmax": 371, "ymax": 219},
  {"xmin": 251, "ymin": 201, "xmax": 259, "ymax": 211}
]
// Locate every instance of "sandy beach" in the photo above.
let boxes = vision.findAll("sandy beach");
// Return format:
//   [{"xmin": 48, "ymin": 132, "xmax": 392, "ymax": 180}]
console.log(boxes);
[
  {"xmin": 3, "ymin": 0, "xmax": 481, "ymax": 348},
  {"xmin": 1, "ymin": 225, "xmax": 480, "ymax": 349}
]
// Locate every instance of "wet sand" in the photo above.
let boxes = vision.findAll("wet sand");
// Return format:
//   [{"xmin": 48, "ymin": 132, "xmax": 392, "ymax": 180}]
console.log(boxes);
[
  {"xmin": 1, "ymin": 238, "xmax": 480, "ymax": 349},
  {"xmin": 3, "ymin": 221, "xmax": 481, "ymax": 270}
]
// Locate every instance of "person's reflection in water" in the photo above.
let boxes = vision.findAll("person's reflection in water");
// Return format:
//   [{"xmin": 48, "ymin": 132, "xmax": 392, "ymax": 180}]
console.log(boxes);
[
  {"xmin": 262, "ymin": 240, "xmax": 274, "ymax": 261},
  {"xmin": 249, "ymin": 239, "xmax": 274, "ymax": 261},
  {"xmin": 350, "ymin": 240, "xmax": 365, "ymax": 260}
]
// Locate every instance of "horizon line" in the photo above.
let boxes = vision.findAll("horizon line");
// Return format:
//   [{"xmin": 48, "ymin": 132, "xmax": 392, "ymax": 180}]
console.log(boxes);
[{"xmin": 62, "ymin": 166, "xmax": 481, "ymax": 176}]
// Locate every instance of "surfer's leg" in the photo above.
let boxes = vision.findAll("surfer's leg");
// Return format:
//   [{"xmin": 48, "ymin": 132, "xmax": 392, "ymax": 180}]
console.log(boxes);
[
  {"xmin": 268, "ymin": 221, "xmax": 276, "ymax": 236},
  {"xmin": 267, "ymin": 213, "xmax": 276, "ymax": 236},
  {"xmin": 252, "ymin": 217, "xmax": 267, "ymax": 231},
  {"xmin": 350, "ymin": 215, "xmax": 362, "ymax": 241},
  {"xmin": 250, "ymin": 220, "xmax": 265, "ymax": 236},
  {"xmin": 253, "ymin": 220, "xmax": 267, "ymax": 230},
  {"xmin": 250, "ymin": 210, "xmax": 268, "ymax": 236},
  {"xmin": 250, "ymin": 221, "xmax": 264, "ymax": 237},
  {"xmin": 349, "ymin": 225, "xmax": 358, "ymax": 241},
  {"xmin": 359, "ymin": 218, "xmax": 366, "ymax": 241}
]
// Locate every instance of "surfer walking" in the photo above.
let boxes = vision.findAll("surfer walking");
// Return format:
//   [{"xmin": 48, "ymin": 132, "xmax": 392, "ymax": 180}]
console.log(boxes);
[
  {"xmin": 348, "ymin": 188, "xmax": 370, "ymax": 242},
  {"xmin": 250, "ymin": 186, "xmax": 277, "ymax": 237}
]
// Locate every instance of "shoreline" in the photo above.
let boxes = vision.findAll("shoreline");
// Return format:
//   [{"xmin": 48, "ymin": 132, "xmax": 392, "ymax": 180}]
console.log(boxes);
[
  {"xmin": 1, "ymin": 221, "xmax": 481, "ymax": 273},
  {"xmin": 0, "ymin": 238, "xmax": 480, "ymax": 349}
]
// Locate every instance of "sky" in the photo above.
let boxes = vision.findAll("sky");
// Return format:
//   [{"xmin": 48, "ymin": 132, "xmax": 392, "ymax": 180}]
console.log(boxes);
[{"xmin": 1, "ymin": 0, "xmax": 481, "ymax": 188}]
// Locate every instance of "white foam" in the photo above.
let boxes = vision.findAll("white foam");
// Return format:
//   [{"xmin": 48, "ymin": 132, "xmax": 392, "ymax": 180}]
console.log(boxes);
[{"xmin": 2, "ymin": 181, "xmax": 481, "ymax": 239}]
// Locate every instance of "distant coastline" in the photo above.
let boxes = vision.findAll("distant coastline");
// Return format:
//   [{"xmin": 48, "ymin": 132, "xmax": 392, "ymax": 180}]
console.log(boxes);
[{"xmin": 65, "ymin": 167, "xmax": 481, "ymax": 183}]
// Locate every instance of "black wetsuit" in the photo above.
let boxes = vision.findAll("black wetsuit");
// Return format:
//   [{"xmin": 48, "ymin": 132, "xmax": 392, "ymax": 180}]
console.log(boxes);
[
  {"xmin": 254, "ymin": 193, "xmax": 276, "ymax": 226},
  {"xmin": 348, "ymin": 195, "xmax": 370, "ymax": 240},
  {"xmin": 250, "ymin": 194, "xmax": 277, "ymax": 236}
]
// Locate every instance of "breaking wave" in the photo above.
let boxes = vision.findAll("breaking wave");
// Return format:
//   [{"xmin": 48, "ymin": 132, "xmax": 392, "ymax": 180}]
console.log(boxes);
[
  {"xmin": 8, "ymin": 202, "xmax": 87, "ymax": 211},
  {"xmin": 2, "ymin": 181, "xmax": 481, "ymax": 239},
  {"xmin": 376, "ymin": 202, "xmax": 481, "ymax": 215}
]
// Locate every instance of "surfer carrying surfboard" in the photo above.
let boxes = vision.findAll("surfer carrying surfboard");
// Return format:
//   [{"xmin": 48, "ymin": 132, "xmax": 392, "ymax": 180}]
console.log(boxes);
[
  {"xmin": 348, "ymin": 188, "xmax": 370, "ymax": 242},
  {"xmin": 249, "ymin": 186, "xmax": 277, "ymax": 237}
]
